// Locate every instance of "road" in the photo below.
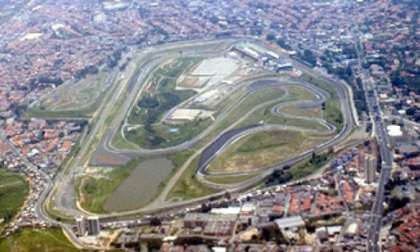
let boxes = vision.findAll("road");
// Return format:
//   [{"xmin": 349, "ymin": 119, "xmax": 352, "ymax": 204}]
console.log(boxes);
[
  {"xmin": 351, "ymin": 17, "xmax": 393, "ymax": 251},
  {"xmin": 365, "ymin": 81, "xmax": 393, "ymax": 252}
]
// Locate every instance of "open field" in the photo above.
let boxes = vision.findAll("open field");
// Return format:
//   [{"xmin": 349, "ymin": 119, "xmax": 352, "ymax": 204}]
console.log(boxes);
[
  {"xmin": 264, "ymin": 153, "xmax": 330, "ymax": 187},
  {"xmin": 281, "ymin": 106, "xmax": 321, "ymax": 118},
  {"xmin": 236, "ymin": 86, "xmax": 332, "ymax": 132},
  {"xmin": 41, "ymin": 72, "xmax": 110, "ymax": 111},
  {"xmin": 207, "ymin": 130, "xmax": 327, "ymax": 173},
  {"xmin": 288, "ymin": 153, "xmax": 330, "ymax": 179},
  {"xmin": 0, "ymin": 228, "xmax": 84, "ymax": 252},
  {"xmin": 124, "ymin": 119, "xmax": 212, "ymax": 149},
  {"xmin": 242, "ymin": 108, "xmax": 328, "ymax": 132},
  {"xmin": 110, "ymin": 125, "xmax": 139, "ymax": 150},
  {"xmin": 0, "ymin": 169, "xmax": 28, "ymax": 228},
  {"xmin": 299, "ymin": 74, "xmax": 344, "ymax": 130},
  {"xmin": 26, "ymin": 107, "xmax": 96, "ymax": 119},
  {"xmin": 28, "ymin": 71, "xmax": 116, "ymax": 119},
  {"xmin": 204, "ymin": 85, "xmax": 287, "ymax": 137},
  {"xmin": 167, "ymin": 156, "xmax": 220, "ymax": 201},
  {"xmin": 204, "ymin": 174, "xmax": 255, "ymax": 185},
  {"xmin": 323, "ymin": 99, "xmax": 344, "ymax": 132}
]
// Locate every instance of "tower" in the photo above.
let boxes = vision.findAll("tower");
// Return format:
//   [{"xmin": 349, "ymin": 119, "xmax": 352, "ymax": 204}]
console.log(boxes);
[
  {"xmin": 75, "ymin": 216, "xmax": 86, "ymax": 236},
  {"xmin": 364, "ymin": 154, "xmax": 376, "ymax": 184},
  {"xmin": 87, "ymin": 216, "xmax": 101, "ymax": 235}
]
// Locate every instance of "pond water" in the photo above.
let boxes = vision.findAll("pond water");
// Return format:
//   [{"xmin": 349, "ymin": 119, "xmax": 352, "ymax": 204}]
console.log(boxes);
[{"xmin": 104, "ymin": 158, "xmax": 173, "ymax": 212}]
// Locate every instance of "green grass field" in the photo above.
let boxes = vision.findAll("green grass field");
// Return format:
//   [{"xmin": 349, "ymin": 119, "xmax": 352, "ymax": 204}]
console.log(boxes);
[
  {"xmin": 244, "ymin": 110, "xmax": 327, "ymax": 131},
  {"xmin": 111, "ymin": 126, "xmax": 140, "ymax": 150},
  {"xmin": 264, "ymin": 153, "xmax": 330, "ymax": 186},
  {"xmin": 323, "ymin": 99, "xmax": 344, "ymax": 132},
  {"xmin": 199, "ymin": 86, "xmax": 288, "ymax": 143},
  {"xmin": 167, "ymin": 156, "xmax": 220, "ymax": 201},
  {"xmin": 156, "ymin": 150, "xmax": 195, "ymax": 191},
  {"xmin": 298, "ymin": 73, "xmax": 343, "ymax": 130},
  {"xmin": 281, "ymin": 105, "xmax": 321, "ymax": 118},
  {"xmin": 207, "ymin": 130, "xmax": 327, "ymax": 173},
  {"xmin": 25, "ymin": 108, "xmax": 94, "ymax": 119},
  {"xmin": 0, "ymin": 228, "xmax": 83, "ymax": 252},
  {"xmin": 76, "ymin": 159, "xmax": 141, "ymax": 213},
  {"xmin": 288, "ymin": 153, "xmax": 330, "ymax": 179},
  {"xmin": 0, "ymin": 169, "xmax": 28, "ymax": 228},
  {"xmin": 204, "ymin": 174, "xmax": 255, "ymax": 185},
  {"xmin": 124, "ymin": 119, "xmax": 212, "ymax": 149}
]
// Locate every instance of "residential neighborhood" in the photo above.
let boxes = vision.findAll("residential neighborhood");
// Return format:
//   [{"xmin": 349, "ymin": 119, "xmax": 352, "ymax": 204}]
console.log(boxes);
[{"xmin": 0, "ymin": 0, "xmax": 418, "ymax": 251}]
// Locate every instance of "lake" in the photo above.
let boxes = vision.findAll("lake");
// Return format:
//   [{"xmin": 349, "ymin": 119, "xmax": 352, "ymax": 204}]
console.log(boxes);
[{"xmin": 104, "ymin": 158, "xmax": 173, "ymax": 212}]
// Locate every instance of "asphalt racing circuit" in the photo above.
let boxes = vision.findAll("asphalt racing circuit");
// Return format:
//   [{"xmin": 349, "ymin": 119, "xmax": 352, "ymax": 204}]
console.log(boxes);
[{"xmin": 41, "ymin": 38, "xmax": 357, "ymax": 225}]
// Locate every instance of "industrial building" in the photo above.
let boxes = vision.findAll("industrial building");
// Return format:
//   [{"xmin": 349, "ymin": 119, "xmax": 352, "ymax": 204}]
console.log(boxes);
[{"xmin": 232, "ymin": 43, "xmax": 293, "ymax": 72}]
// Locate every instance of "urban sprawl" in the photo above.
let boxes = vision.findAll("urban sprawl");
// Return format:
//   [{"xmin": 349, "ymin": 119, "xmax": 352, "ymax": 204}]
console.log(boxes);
[{"xmin": 0, "ymin": 0, "xmax": 419, "ymax": 252}]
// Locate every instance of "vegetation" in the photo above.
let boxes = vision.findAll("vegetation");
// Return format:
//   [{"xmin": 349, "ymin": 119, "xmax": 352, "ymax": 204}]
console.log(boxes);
[
  {"xmin": 0, "ymin": 228, "xmax": 84, "ymax": 252},
  {"xmin": 239, "ymin": 105, "xmax": 327, "ymax": 132},
  {"xmin": 281, "ymin": 105, "xmax": 321, "ymax": 118},
  {"xmin": 391, "ymin": 67, "xmax": 420, "ymax": 93},
  {"xmin": 111, "ymin": 125, "xmax": 139, "ymax": 149},
  {"xmin": 205, "ymin": 174, "xmax": 255, "ymax": 185},
  {"xmin": 29, "ymin": 71, "xmax": 113, "ymax": 118},
  {"xmin": 207, "ymin": 130, "xmax": 326, "ymax": 173},
  {"xmin": 323, "ymin": 100, "xmax": 344, "ymax": 132},
  {"xmin": 300, "ymin": 49, "xmax": 317, "ymax": 67},
  {"xmin": 289, "ymin": 153, "xmax": 329, "ymax": 179},
  {"xmin": 265, "ymin": 153, "xmax": 330, "ymax": 186},
  {"xmin": 25, "ymin": 108, "xmax": 94, "ymax": 119},
  {"xmin": 319, "ymin": 45, "xmax": 368, "ymax": 116},
  {"xmin": 158, "ymin": 150, "xmax": 195, "ymax": 190},
  {"xmin": 168, "ymin": 150, "xmax": 195, "ymax": 169},
  {"xmin": 125, "ymin": 119, "xmax": 211, "ymax": 149},
  {"xmin": 168, "ymin": 156, "xmax": 220, "ymax": 201},
  {"xmin": 0, "ymin": 168, "xmax": 29, "ymax": 228},
  {"xmin": 299, "ymin": 73, "xmax": 344, "ymax": 131},
  {"xmin": 300, "ymin": 73, "xmax": 337, "ymax": 99},
  {"xmin": 77, "ymin": 158, "xmax": 141, "ymax": 213},
  {"xmin": 211, "ymin": 86, "xmax": 287, "ymax": 133},
  {"xmin": 125, "ymin": 57, "xmax": 200, "ymax": 148}
]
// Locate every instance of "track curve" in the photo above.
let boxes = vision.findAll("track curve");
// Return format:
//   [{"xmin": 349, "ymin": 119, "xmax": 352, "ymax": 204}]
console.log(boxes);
[{"xmin": 196, "ymin": 79, "xmax": 336, "ymax": 180}]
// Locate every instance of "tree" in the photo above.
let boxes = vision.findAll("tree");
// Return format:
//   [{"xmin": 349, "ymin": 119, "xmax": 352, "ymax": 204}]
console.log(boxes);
[
  {"xmin": 266, "ymin": 33, "xmax": 276, "ymax": 41},
  {"xmin": 302, "ymin": 49, "xmax": 317, "ymax": 67},
  {"xmin": 150, "ymin": 217, "xmax": 161, "ymax": 226}
]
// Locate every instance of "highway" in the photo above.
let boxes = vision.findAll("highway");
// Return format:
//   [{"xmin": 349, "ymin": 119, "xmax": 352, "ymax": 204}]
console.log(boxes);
[
  {"xmin": 365, "ymin": 81, "xmax": 393, "ymax": 252},
  {"xmin": 350, "ymin": 17, "xmax": 393, "ymax": 251}
]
